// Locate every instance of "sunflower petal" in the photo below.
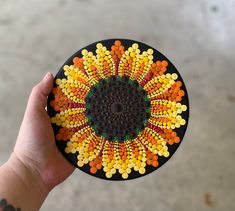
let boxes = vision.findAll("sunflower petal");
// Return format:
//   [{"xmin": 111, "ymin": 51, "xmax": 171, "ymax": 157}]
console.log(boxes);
[
  {"xmin": 144, "ymin": 73, "xmax": 178, "ymax": 98},
  {"xmin": 150, "ymin": 100, "xmax": 187, "ymax": 116},
  {"xmin": 77, "ymin": 132, "xmax": 104, "ymax": 167},
  {"xmin": 81, "ymin": 49, "xmax": 101, "ymax": 84},
  {"xmin": 128, "ymin": 139, "xmax": 147, "ymax": 174},
  {"xmin": 110, "ymin": 40, "xmax": 125, "ymax": 75},
  {"xmin": 64, "ymin": 126, "xmax": 92, "ymax": 154},
  {"xmin": 63, "ymin": 64, "xmax": 92, "ymax": 87},
  {"xmin": 51, "ymin": 108, "xmax": 87, "ymax": 128},
  {"xmin": 95, "ymin": 43, "xmax": 115, "ymax": 79},
  {"xmin": 101, "ymin": 141, "xmax": 118, "ymax": 178},
  {"xmin": 139, "ymin": 128, "xmax": 169, "ymax": 157},
  {"xmin": 55, "ymin": 76, "xmax": 89, "ymax": 103}
]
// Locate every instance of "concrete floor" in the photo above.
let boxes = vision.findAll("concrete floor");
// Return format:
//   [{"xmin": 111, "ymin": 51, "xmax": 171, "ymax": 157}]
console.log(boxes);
[{"xmin": 0, "ymin": 0, "xmax": 235, "ymax": 210}]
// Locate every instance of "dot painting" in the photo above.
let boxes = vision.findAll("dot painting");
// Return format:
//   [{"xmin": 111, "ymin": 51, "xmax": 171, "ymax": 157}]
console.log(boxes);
[{"xmin": 47, "ymin": 39, "xmax": 189, "ymax": 180}]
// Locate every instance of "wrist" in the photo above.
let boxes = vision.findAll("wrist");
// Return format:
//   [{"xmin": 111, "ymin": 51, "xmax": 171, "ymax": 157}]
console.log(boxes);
[
  {"xmin": 7, "ymin": 152, "xmax": 50, "ymax": 194},
  {"xmin": 2, "ymin": 153, "xmax": 50, "ymax": 210}
]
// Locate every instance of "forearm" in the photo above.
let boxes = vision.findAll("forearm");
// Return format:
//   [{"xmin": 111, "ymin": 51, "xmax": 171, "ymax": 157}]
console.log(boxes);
[{"xmin": 0, "ymin": 153, "xmax": 49, "ymax": 211}]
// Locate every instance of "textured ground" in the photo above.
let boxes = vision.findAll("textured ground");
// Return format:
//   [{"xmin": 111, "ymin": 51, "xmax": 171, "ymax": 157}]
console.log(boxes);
[{"xmin": 0, "ymin": 0, "xmax": 235, "ymax": 210}]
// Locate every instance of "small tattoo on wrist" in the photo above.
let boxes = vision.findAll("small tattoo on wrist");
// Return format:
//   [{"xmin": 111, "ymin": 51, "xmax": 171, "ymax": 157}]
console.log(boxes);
[{"xmin": 0, "ymin": 198, "xmax": 21, "ymax": 211}]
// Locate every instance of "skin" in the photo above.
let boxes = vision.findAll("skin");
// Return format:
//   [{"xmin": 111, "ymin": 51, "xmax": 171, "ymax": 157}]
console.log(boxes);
[{"xmin": 0, "ymin": 73, "xmax": 75, "ymax": 211}]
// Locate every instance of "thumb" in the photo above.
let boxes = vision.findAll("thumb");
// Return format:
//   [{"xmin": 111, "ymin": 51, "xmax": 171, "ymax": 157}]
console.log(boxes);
[{"xmin": 25, "ymin": 72, "xmax": 54, "ymax": 119}]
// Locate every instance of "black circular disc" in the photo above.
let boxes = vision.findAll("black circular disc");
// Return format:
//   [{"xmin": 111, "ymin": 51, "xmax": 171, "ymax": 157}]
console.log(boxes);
[{"xmin": 47, "ymin": 39, "xmax": 189, "ymax": 180}]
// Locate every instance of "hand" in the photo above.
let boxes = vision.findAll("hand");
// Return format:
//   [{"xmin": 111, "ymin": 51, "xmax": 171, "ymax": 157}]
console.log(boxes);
[{"xmin": 13, "ymin": 72, "xmax": 75, "ymax": 191}]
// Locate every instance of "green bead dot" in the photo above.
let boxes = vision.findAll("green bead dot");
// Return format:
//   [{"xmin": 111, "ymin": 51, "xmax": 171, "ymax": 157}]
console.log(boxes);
[
  {"xmin": 94, "ymin": 83, "xmax": 100, "ymax": 88},
  {"xmin": 128, "ymin": 79, "xmax": 133, "ymax": 84},
  {"xmin": 124, "ymin": 135, "xmax": 130, "ymax": 141},
  {"xmin": 143, "ymin": 120, "xmax": 148, "ymax": 126},
  {"xmin": 102, "ymin": 133, "xmax": 107, "ymax": 138},
  {"xmin": 113, "ymin": 137, "xmax": 119, "ymax": 141},
  {"xmin": 145, "ymin": 108, "xmax": 150, "ymax": 113},
  {"xmin": 136, "ymin": 128, "xmax": 141, "ymax": 134},
  {"xmin": 144, "ymin": 95, "xmax": 149, "ymax": 101},
  {"xmin": 87, "ymin": 115, "xmax": 92, "ymax": 121},
  {"xmin": 92, "ymin": 124, "xmax": 97, "ymax": 130}
]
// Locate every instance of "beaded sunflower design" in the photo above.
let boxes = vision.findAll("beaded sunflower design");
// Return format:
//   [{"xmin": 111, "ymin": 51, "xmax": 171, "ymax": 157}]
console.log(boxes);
[{"xmin": 47, "ymin": 39, "xmax": 189, "ymax": 180}]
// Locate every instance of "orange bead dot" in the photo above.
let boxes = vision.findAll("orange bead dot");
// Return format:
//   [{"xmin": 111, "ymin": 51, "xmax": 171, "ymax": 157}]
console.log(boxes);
[
  {"xmin": 171, "ymin": 132, "xmax": 177, "ymax": 137},
  {"xmin": 148, "ymin": 153, "xmax": 153, "ymax": 159},
  {"xmin": 157, "ymin": 83, "xmax": 162, "ymax": 88},
  {"xmin": 176, "ymin": 96, "xmax": 182, "ymax": 101},
  {"xmin": 147, "ymin": 160, "xmax": 152, "ymax": 165},
  {"xmin": 96, "ymin": 163, "xmax": 102, "ymax": 170},
  {"xmin": 89, "ymin": 161, "xmax": 95, "ymax": 167},
  {"xmin": 122, "ymin": 155, "xmax": 127, "ymax": 160},
  {"xmin": 175, "ymin": 81, "xmax": 182, "ymax": 87},
  {"xmin": 162, "ymin": 60, "xmax": 168, "ymax": 67},
  {"xmin": 152, "ymin": 160, "xmax": 159, "ymax": 167},
  {"xmin": 153, "ymin": 155, "xmax": 158, "ymax": 161},
  {"xmin": 119, "ymin": 46, "xmax": 124, "ymax": 51},
  {"xmin": 115, "ymin": 40, "xmax": 121, "ymax": 46},
  {"xmin": 73, "ymin": 57, "xmax": 79, "ymax": 64},
  {"xmin": 111, "ymin": 46, "xmax": 117, "ymax": 51},
  {"xmin": 178, "ymin": 90, "xmax": 185, "ymax": 97},
  {"xmin": 156, "ymin": 61, "xmax": 161, "ymax": 66},
  {"xmin": 174, "ymin": 137, "xmax": 180, "ymax": 143},
  {"xmin": 56, "ymin": 134, "xmax": 62, "ymax": 140},
  {"xmin": 90, "ymin": 167, "xmax": 97, "ymax": 174},
  {"xmin": 168, "ymin": 139, "xmax": 174, "ymax": 145}
]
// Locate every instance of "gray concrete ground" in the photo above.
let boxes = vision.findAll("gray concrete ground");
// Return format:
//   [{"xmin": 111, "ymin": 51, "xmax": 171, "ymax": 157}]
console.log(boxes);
[{"xmin": 0, "ymin": 0, "xmax": 235, "ymax": 210}]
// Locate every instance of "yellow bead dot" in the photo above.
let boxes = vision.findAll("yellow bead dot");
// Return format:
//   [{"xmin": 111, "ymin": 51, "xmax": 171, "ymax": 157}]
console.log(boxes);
[
  {"xmin": 180, "ymin": 119, "xmax": 186, "ymax": 125},
  {"xmin": 108, "ymin": 163, "xmax": 113, "ymax": 169},
  {"xmin": 164, "ymin": 151, "xmax": 170, "ymax": 157},
  {"xmin": 143, "ymin": 57, "xmax": 148, "ymax": 62},
  {"xmin": 82, "ymin": 49, "xmax": 88, "ymax": 56},
  {"xmin": 55, "ymin": 120, "xmax": 61, "ymax": 126},
  {"xmin": 126, "ymin": 168, "xmax": 131, "ymax": 174},
  {"xmin": 51, "ymin": 117, "xmax": 56, "ymax": 124},
  {"xmin": 122, "ymin": 173, "xmax": 128, "ymax": 179},
  {"xmin": 134, "ymin": 166, "xmax": 139, "ymax": 171},
  {"xmin": 71, "ymin": 148, "xmax": 76, "ymax": 154},
  {"xmin": 175, "ymin": 123, "xmax": 181, "ymax": 128},
  {"xmin": 63, "ymin": 65, "xmax": 69, "ymax": 71},
  {"xmin": 100, "ymin": 52, "xmax": 105, "ymax": 57},
  {"xmin": 158, "ymin": 151, "xmax": 163, "ymax": 156},
  {"xmin": 65, "ymin": 147, "xmax": 70, "ymax": 153},
  {"xmin": 87, "ymin": 52, "xmax": 93, "ymax": 57},
  {"xmin": 147, "ymin": 49, "xmax": 153, "ymax": 55},
  {"xmin": 55, "ymin": 79, "xmax": 61, "ymax": 85},
  {"xmin": 111, "ymin": 169, "xmax": 116, "ymax": 174},
  {"xmin": 118, "ymin": 169, "xmax": 124, "ymax": 174},
  {"xmin": 83, "ymin": 152, "xmax": 89, "ymax": 158},
  {"xmin": 182, "ymin": 105, "xmax": 187, "ymax": 111},
  {"xmin": 172, "ymin": 73, "xmax": 178, "ymax": 80},
  {"xmin": 77, "ymin": 161, "xmax": 84, "ymax": 167},
  {"xmin": 130, "ymin": 52, "xmax": 136, "ymax": 57},
  {"xmin": 139, "ymin": 167, "xmax": 146, "ymax": 174},
  {"xmin": 106, "ymin": 172, "xmax": 112, "ymax": 178},
  {"xmin": 96, "ymin": 43, "xmax": 102, "ymax": 48},
  {"xmin": 132, "ymin": 43, "xmax": 139, "ymax": 49}
]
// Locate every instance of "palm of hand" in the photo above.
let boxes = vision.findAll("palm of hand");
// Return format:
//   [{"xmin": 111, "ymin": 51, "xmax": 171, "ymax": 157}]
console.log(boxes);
[{"xmin": 14, "ymin": 75, "xmax": 75, "ymax": 190}]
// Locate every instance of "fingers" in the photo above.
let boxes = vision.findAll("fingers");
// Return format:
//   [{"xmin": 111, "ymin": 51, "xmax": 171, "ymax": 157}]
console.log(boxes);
[{"xmin": 25, "ymin": 73, "xmax": 54, "ymax": 117}]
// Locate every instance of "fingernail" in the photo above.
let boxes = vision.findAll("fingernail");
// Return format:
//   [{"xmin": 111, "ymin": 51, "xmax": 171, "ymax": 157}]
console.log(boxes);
[{"xmin": 43, "ymin": 72, "xmax": 53, "ymax": 81}]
